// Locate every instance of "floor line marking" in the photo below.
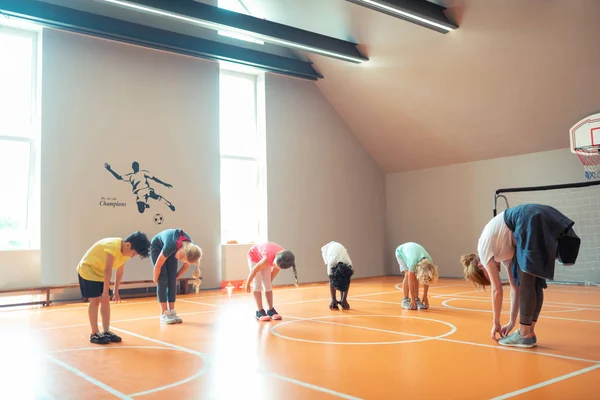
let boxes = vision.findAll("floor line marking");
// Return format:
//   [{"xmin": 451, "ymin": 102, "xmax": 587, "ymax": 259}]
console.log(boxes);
[
  {"xmin": 432, "ymin": 293, "xmax": 600, "ymax": 309},
  {"xmin": 177, "ymin": 299, "xmax": 223, "ymax": 308},
  {"xmin": 280, "ymin": 314, "xmax": 600, "ymax": 364},
  {"xmin": 491, "ymin": 364, "xmax": 600, "ymax": 399},
  {"xmin": 345, "ymin": 297, "xmax": 600, "ymax": 324},
  {"xmin": 440, "ymin": 299, "xmax": 600, "ymax": 324},
  {"xmin": 109, "ymin": 326, "xmax": 361, "ymax": 399},
  {"xmin": 39, "ymin": 309, "xmax": 218, "ymax": 331},
  {"xmin": 45, "ymin": 354, "xmax": 132, "ymax": 399},
  {"xmin": 46, "ymin": 346, "xmax": 206, "ymax": 397},
  {"xmin": 109, "ymin": 327, "xmax": 207, "ymax": 358},
  {"xmin": 264, "ymin": 372, "xmax": 363, "ymax": 400}
]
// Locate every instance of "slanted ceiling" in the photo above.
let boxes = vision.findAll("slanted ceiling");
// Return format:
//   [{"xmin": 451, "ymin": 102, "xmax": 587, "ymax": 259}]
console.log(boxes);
[
  {"xmin": 9, "ymin": 0, "xmax": 600, "ymax": 173},
  {"xmin": 254, "ymin": 0, "xmax": 600, "ymax": 172}
]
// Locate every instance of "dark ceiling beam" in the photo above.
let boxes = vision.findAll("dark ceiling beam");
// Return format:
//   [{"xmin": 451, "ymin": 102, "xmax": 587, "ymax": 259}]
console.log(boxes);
[
  {"xmin": 0, "ymin": 0, "xmax": 323, "ymax": 80},
  {"xmin": 96, "ymin": 0, "xmax": 369, "ymax": 63},
  {"xmin": 344, "ymin": 0, "xmax": 458, "ymax": 33}
]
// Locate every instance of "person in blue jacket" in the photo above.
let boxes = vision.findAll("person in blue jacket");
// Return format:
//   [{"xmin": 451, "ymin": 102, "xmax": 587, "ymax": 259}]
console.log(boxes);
[{"xmin": 461, "ymin": 204, "xmax": 580, "ymax": 348}]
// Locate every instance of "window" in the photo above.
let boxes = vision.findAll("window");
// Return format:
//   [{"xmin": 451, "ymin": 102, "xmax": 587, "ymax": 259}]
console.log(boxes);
[
  {"xmin": 219, "ymin": 68, "xmax": 267, "ymax": 244},
  {"xmin": 217, "ymin": 0, "xmax": 265, "ymax": 45},
  {"xmin": 0, "ymin": 25, "xmax": 41, "ymax": 250}
]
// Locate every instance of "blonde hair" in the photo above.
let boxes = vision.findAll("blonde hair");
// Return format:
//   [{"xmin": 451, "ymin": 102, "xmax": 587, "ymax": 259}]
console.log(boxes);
[
  {"xmin": 182, "ymin": 242, "xmax": 202, "ymax": 265},
  {"xmin": 191, "ymin": 266, "xmax": 202, "ymax": 294},
  {"xmin": 460, "ymin": 253, "xmax": 490, "ymax": 289},
  {"xmin": 415, "ymin": 259, "xmax": 439, "ymax": 285}
]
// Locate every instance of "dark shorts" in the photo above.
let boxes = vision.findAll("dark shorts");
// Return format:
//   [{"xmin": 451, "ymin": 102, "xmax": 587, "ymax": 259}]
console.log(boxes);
[{"xmin": 78, "ymin": 274, "xmax": 104, "ymax": 299}]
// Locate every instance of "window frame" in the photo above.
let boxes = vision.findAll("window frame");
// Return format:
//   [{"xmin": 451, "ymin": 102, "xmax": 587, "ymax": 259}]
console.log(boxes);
[
  {"xmin": 0, "ymin": 25, "xmax": 41, "ymax": 251},
  {"xmin": 219, "ymin": 67, "xmax": 266, "ymax": 244}
]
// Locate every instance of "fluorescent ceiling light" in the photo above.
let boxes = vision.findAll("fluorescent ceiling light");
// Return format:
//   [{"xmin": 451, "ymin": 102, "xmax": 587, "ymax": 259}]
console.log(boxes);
[
  {"xmin": 353, "ymin": 0, "xmax": 455, "ymax": 32},
  {"xmin": 217, "ymin": 0, "xmax": 264, "ymax": 44},
  {"xmin": 98, "ymin": 0, "xmax": 366, "ymax": 63},
  {"xmin": 218, "ymin": 30, "xmax": 264, "ymax": 45}
]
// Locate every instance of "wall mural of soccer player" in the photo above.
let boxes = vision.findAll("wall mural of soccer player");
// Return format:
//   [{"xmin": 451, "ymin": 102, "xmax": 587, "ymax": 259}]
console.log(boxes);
[{"xmin": 104, "ymin": 161, "xmax": 176, "ymax": 214}]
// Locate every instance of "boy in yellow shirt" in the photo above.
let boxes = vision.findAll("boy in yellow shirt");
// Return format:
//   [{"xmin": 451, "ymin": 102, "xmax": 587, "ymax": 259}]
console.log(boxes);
[{"xmin": 76, "ymin": 232, "xmax": 151, "ymax": 344}]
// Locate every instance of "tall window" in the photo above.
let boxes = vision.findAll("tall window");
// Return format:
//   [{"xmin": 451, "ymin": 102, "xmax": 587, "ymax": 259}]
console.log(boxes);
[
  {"xmin": 0, "ymin": 25, "xmax": 41, "ymax": 250},
  {"xmin": 219, "ymin": 68, "xmax": 267, "ymax": 244}
]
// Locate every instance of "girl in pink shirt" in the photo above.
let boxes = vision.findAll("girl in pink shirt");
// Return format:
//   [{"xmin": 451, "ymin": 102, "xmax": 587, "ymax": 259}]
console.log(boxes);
[{"xmin": 244, "ymin": 242, "xmax": 297, "ymax": 321}]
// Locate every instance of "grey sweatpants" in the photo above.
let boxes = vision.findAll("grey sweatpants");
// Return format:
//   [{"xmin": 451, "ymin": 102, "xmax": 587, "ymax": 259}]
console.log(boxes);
[
  {"xmin": 151, "ymin": 245, "xmax": 178, "ymax": 303},
  {"xmin": 519, "ymin": 271, "xmax": 544, "ymax": 326}
]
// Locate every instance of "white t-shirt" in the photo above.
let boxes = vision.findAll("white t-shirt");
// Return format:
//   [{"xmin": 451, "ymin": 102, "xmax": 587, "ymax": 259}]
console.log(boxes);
[
  {"xmin": 321, "ymin": 241, "xmax": 353, "ymax": 275},
  {"xmin": 477, "ymin": 211, "xmax": 515, "ymax": 269}
]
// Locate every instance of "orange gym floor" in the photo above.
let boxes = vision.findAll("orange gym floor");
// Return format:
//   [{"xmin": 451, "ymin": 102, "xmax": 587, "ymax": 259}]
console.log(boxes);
[{"xmin": 1, "ymin": 276, "xmax": 599, "ymax": 399}]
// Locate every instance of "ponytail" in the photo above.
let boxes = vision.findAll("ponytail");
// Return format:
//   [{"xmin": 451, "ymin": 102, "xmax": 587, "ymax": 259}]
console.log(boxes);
[
  {"xmin": 292, "ymin": 265, "xmax": 299, "ymax": 288},
  {"xmin": 192, "ymin": 266, "xmax": 202, "ymax": 294}
]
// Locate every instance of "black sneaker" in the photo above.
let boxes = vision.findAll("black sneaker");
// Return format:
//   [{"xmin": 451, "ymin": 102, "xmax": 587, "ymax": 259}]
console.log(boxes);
[
  {"xmin": 90, "ymin": 333, "xmax": 110, "ymax": 345},
  {"xmin": 266, "ymin": 308, "xmax": 282, "ymax": 320},
  {"xmin": 102, "ymin": 331, "xmax": 122, "ymax": 343},
  {"xmin": 256, "ymin": 309, "xmax": 271, "ymax": 321}
]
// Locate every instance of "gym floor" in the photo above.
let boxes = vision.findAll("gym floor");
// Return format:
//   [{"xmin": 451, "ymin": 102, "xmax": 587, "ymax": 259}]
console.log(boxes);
[{"xmin": 1, "ymin": 277, "xmax": 599, "ymax": 399}]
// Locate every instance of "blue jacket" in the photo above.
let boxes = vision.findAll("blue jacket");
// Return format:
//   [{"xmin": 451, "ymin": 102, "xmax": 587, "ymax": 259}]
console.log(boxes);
[{"xmin": 503, "ymin": 204, "xmax": 579, "ymax": 283}]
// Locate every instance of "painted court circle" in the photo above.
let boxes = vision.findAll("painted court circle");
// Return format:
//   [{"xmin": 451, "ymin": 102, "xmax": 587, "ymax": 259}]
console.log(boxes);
[
  {"xmin": 46, "ymin": 346, "xmax": 207, "ymax": 397},
  {"xmin": 269, "ymin": 315, "xmax": 457, "ymax": 345},
  {"xmin": 441, "ymin": 298, "xmax": 587, "ymax": 314}
]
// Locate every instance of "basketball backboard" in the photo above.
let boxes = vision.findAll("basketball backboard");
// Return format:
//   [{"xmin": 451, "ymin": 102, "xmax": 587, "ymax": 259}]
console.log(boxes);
[{"xmin": 570, "ymin": 113, "xmax": 600, "ymax": 153}]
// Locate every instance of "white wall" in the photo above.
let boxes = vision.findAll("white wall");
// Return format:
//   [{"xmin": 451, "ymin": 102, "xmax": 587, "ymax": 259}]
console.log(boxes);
[
  {"xmin": 40, "ymin": 29, "xmax": 222, "ymax": 289},
  {"xmin": 221, "ymin": 243, "xmax": 253, "ymax": 282},
  {"xmin": 0, "ymin": 251, "xmax": 40, "ymax": 290},
  {"xmin": 264, "ymin": 74, "xmax": 387, "ymax": 285},
  {"xmin": 1, "ymin": 28, "xmax": 389, "ymax": 296},
  {"xmin": 386, "ymin": 148, "xmax": 587, "ymax": 278}
]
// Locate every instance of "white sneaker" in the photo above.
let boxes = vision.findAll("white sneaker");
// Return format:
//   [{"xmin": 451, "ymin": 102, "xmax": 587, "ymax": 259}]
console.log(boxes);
[
  {"xmin": 170, "ymin": 309, "xmax": 182, "ymax": 323},
  {"xmin": 160, "ymin": 310, "xmax": 176, "ymax": 324}
]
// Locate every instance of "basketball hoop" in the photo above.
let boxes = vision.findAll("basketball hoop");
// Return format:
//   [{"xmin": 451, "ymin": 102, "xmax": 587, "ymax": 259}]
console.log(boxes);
[{"xmin": 574, "ymin": 145, "xmax": 600, "ymax": 180}]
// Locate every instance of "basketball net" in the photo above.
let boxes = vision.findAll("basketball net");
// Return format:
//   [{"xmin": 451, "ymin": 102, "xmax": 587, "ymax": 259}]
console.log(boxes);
[{"xmin": 574, "ymin": 145, "xmax": 600, "ymax": 180}]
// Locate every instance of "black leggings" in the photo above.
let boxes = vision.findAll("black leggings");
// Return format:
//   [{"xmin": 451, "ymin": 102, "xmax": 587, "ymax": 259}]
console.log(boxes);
[
  {"xmin": 151, "ymin": 246, "xmax": 178, "ymax": 303},
  {"xmin": 519, "ymin": 271, "xmax": 545, "ymax": 326}
]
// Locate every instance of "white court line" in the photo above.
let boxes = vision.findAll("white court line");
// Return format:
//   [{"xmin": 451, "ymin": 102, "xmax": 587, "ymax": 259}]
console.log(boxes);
[
  {"xmin": 441, "ymin": 299, "xmax": 587, "ymax": 314},
  {"xmin": 280, "ymin": 314, "xmax": 600, "ymax": 364},
  {"xmin": 41, "ymin": 299, "xmax": 157, "ymax": 313},
  {"xmin": 433, "ymin": 290, "xmax": 482, "ymax": 297},
  {"xmin": 109, "ymin": 327, "xmax": 208, "ymax": 358},
  {"xmin": 348, "ymin": 297, "xmax": 600, "ymax": 324},
  {"xmin": 432, "ymin": 293, "xmax": 600, "ymax": 310},
  {"xmin": 491, "ymin": 363, "xmax": 600, "ymax": 400},
  {"xmin": 348, "ymin": 298, "xmax": 405, "ymax": 306},
  {"xmin": 46, "ymin": 346, "xmax": 207, "ymax": 397},
  {"xmin": 0, "ymin": 283, "xmax": 329, "ymax": 315},
  {"xmin": 544, "ymin": 288, "xmax": 600, "ymax": 294},
  {"xmin": 278, "ymin": 298, "xmax": 332, "ymax": 306},
  {"xmin": 440, "ymin": 299, "xmax": 600, "ymax": 324},
  {"xmin": 5, "ymin": 281, "xmax": 466, "ymax": 317},
  {"xmin": 40, "ymin": 309, "xmax": 218, "ymax": 331},
  {"xmin": 435, "ymin": 295, "xmax": 600, "ymax": 310},
  {"xmin": 45, "ymin": 354, "xmax": 132, "ymax": 399},
  {"xmin": 263, "ymin": 372, "xmax": 362, "ymax": 400},
  {"xmin": 34, "ymin": 286, "xmax": 600, "ymax": 333},
  {"xmin": 393, "ymin": 283, "xmax": 469, "ymax": 291},
  {"xmin": 109, "ymin": 326, "xmax": 359, "ymax": 399},
  {"xmin": 0, "ymin": 299, "xmax": 158, "ymax": 316},
  {"xmin": 276, "ymin": 288, "xmax": 483, "ymax": 307},
  {"xmin": 270, "ymin": 315, "xmax": 456, "ymax": 345},
  {"xmin": 177, "ymin": 299, "xmax": 223, "ymax": 308},
  {"xmin": 34, "ymin": 284, "xmax": 574, "ymax": 331}
]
